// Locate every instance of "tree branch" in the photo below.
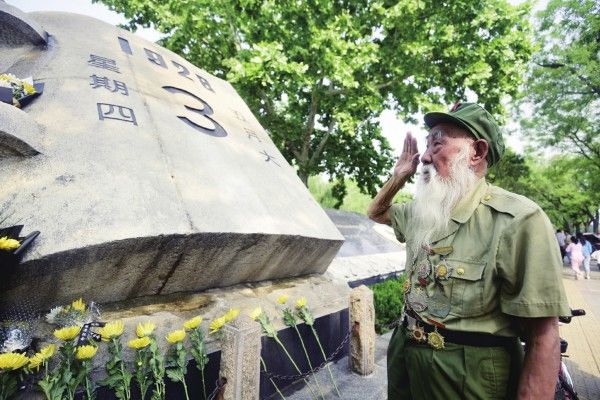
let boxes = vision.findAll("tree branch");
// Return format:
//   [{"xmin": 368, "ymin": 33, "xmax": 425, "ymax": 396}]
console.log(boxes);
[
  {"xmin": 308, "ymin": 118, "xmax": 335, "ymax": 169},
  {"xmin": 536, "ymin": 62, "xmax": 600, "ymax": 96},
  {"xmin": 300, "ymin": 78, "xmax": 324, "ymax": 165},
  {"xmin": 325, "ymin": 80, "xmax": 394, "ymax": 96}
]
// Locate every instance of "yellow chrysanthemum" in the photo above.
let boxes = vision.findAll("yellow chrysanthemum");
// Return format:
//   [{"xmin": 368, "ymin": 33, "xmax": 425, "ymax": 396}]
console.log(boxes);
[
  {"xmin": 209, "ymin": 317, "xmax": 226, "ymax": 334},
  {"xmin": 0, "ymin": 352, "xmax": 29, "ymax": 370},
  {"xmin": 39, "ymin": 344, "xmax": 56, "ymax": 359},
  {"xmin": 75, "ymin": 345, "xmax": 98, "ymax": 360},
  {"xmin": 128, "ymin": 336, "xmax": 151, "ymax": 349},
  {"xmin": 295, "ymin": 297, "xmax": 307, "ymax": 309},
  {"xmin": 28, "ymin": 354, "xmax": 45, "ymax": 371},
  {"xmin": 249, "ymin": 307, "xmax": 262, "ymax": 321},
  {"xmin": 183, "ymin": 316, "xmax": 203, "ymax": 331},
  {"xmin": 71, "ymin": 298, "xmax": 86, "ymax": 312},
  {"xmin": 0, "ymin": 236, "xmax": 20, "ymax": 251},
  {"xmin": 136, "ymin": 322, "xmax": 156, "ymax": 338},
  {"xmin": 166, "ymin": 329, "xmax": 186, "ymax": 344},
  {"xmin": 23, "ymin": 82, "xmax": 36, "ymax": 95},
  {"xmin": 277, "ymin": 295, "xmax": 289, "ymax": 304},
  {"xmin": 98, "ymin": 321, "xmax": 124, "ymax": 340},
  {"xmin": 223, "ymin": 308, "xmax": 240, "ymax": 322},
  {"xmin": 53, "ymin": 326, "xmax": 81, "ymax": 341}
]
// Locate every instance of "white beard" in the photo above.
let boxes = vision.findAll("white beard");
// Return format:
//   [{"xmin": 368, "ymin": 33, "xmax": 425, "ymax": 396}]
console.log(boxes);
[{"xmin": 410, "ymin": 144, "xmax": 478, "ymax": 254}]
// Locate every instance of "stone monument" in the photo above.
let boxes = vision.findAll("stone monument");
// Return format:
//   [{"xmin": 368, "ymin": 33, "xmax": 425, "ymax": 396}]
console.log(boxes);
[{"xmin": 0, "ymin": 2, "xmax": 345, "ymax": 309}]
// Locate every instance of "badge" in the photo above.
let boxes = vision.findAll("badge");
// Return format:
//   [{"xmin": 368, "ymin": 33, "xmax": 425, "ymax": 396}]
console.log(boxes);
[
  {"xmin": 435, "ymin": 262, "xmax": 451, "ymax": 280},
  {"xmin": 427, "ymin": 328, "xmax": 445, "ymax": 350},
  {"xmin": 431, "ymin": 246, "xmax": 453, "ymax": 256},
  {"xmin": 402, "ymin": 280, "xmax": 411, "ymax": 294},
  {"xmin": 417, "ymin": 260, "xmax": 431, "ymax": 280},
  {"xmin": 407, "ymin": 286, "xmax": 428, "ymax": 312},
  {"xmin": 411, "ymin": 324, "xmax": 426, "ymax": 343},
  {"xmin": 428, "ymin": 287, "xmax": 451, "ymax": 318}
]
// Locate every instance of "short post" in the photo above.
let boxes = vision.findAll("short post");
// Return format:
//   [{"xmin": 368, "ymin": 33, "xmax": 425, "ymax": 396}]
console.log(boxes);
[
  {"xmin": 219, "ymin": 315, "xmax": 262, "ymax": 400},
  {"xmin": 349, "ymin": 285, "xmax": 375, "ymax": 375}
]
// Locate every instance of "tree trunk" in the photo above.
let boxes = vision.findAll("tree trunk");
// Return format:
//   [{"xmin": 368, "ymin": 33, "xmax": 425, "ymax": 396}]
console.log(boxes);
[
  {"xmin": 298, "ymin": 171, "xmax": 308, "ymax": 187},
  {"xmin": 594, "ymin": 210, "xmax": 599, "ymax": 234}
]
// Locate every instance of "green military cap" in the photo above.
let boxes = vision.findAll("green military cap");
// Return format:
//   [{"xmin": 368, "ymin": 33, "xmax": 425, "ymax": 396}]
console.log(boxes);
[{"xmin": 424, "ymin": 102, "xmax": 505, "ymax": 166}]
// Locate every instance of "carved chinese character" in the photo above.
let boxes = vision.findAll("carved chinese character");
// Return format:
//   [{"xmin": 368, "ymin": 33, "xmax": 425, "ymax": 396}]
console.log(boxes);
[
  {"xmin": 245, "ymin": 128, "xmax": 261, "ymax": 142},
  {"xmin": 89, "ymin": 75, "xmax": 129, "ymax": 95},
  {"xmin": 144, "ymin": 48, "xmax": 167, "ymax": 68},
  {"xmin": 87, "ymin": 54, "xmax": 120, "ymax": 73},
  {"xmin": 97, "ymin": 103, "xmax": 137, "ymax": 125},
  {"xmin": 232, "ymin": 110, "xmax": 247, "ymax": 122},
  {"xmin": 259, "ymin": 150, "xmax": 280, "ymax": 167}
]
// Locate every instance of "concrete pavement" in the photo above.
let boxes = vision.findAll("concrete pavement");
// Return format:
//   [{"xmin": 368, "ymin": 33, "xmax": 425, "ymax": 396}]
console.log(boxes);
[{"xmin": 560, "ymin": 264, "xmax": 600, "ymax": 400}]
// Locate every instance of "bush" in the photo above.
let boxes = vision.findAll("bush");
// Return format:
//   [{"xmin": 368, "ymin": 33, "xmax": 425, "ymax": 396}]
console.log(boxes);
[
  {"xmin": 308, "ymin": 176, "xmax": 412, "ymax": 215},
  {"xmin": 371, "ymin": 275, "xmax": 406, "ymax": 334}
]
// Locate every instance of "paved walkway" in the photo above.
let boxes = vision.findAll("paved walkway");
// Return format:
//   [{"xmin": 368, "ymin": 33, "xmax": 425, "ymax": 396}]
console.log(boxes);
[{"xmin": 560, "ymin": 265, "xmax": 600, "ymax": 399}]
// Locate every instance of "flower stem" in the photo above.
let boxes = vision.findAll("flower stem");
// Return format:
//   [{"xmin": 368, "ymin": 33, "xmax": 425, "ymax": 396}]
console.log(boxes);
[
  {"xmin": 200, "ymin": 366, "xmax": 207, "ymax": 400},
  {"xmin": 294, "ymin": 325, "xmax": 324, "ymax": 399},
  {"xmin": 182, "ymin": 377, "xmax": 190, "ymax": 400},
  {"xmin": 274, "ymin": 337, "xmax": 319, "ymax": 400},
  {"xmin": 310, "ymin": 326, "xmax": 341, "ymax": 397},
  {"xmin": 260, "ymin": 357, "xmax": 286, "ymax": 400},
  {"xmin": 114, "ymin": 339, "xmax": 131, "ymax": 400}
]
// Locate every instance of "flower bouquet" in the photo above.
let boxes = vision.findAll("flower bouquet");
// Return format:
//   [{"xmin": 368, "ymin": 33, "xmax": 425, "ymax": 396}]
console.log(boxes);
[
  {"xmin": 0, "ymin": 225, "xmax": 40, "ymax": 268},
  {"xmin": 0, "ymin": 73, "xmax": 44, "ymax": 109}
]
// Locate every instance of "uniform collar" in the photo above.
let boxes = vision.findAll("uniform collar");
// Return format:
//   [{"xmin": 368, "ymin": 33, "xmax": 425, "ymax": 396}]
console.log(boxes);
[
  {"xmin": 450, "ymin": 178, "xmax": 488, "ymax": 223},
  {"xmin": 429, "ymin": 178, "xmax": 488, "ymax": 245}
]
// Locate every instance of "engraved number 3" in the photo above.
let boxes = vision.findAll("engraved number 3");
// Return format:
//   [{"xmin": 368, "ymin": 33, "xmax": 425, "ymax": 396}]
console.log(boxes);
[{"xmin": 162, "ymin": 86, "xmax": 227, "ymax": 137}]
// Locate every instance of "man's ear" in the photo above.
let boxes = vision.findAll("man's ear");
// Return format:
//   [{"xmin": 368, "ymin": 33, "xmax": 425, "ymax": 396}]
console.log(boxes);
[{"xmin": 471, "ymin": 139, "xmax": 489, "ymax": 166}]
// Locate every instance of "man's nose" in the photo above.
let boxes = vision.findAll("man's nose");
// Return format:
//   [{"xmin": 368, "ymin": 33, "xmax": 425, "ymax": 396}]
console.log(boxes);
[{"xmin": 420, "ymin": 149, "xmax": 432, "ymax": 164}]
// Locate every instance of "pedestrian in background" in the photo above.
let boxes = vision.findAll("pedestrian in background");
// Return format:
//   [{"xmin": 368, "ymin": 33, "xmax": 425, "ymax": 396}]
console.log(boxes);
[
  {"xmin": 566, "ymin": 237, "xmax": 584, "ymax": 280},
  {"xmin": 577, "ymin": 233, "xmax": 592, "ymax": 279},
  {"xmin": 556, "ymin": 229, "xmax": 566, "ymax": 261}
]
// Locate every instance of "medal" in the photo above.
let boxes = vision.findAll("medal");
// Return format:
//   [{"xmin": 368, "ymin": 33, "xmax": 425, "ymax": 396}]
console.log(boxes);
[
  {"xmin": 402, "ymin": 280, "xmax": 411, "ymax": 294},
  {"xmin": 417, "ymin": 260, "xmax": 431, "ymax": 280},
  {"xmin": 427, "ymin": 327, "xmax": 445, "ymax": 350},
  {"xmin": 435, "ymin": 262, "xmax": 451, "ymax": 281},
  {"xmin": 411, "ymin": 324, "xmax": 426, "ymax": 343},
  {"xmin": 428, "ymin": 286, "xmax": 451, "ymax": 318},
  {"xmin": 407, "ymin": 286, "xmax": 428, "ymax": 312}
]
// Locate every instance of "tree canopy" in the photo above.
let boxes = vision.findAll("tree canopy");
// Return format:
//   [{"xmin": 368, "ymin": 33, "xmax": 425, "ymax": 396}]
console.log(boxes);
[
  {"xmin": 520, "ymin": 0, "xmax": 599, "ymax": 168},
  {"xmin": 96, "ymin": 0, "xmax": 533, "ymax": 201}
]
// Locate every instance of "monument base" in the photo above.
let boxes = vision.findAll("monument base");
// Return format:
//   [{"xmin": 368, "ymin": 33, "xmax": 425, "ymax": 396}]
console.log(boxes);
[{"xmin": 18, "ymin": 274, "xmax": 350, "ymax": 399}]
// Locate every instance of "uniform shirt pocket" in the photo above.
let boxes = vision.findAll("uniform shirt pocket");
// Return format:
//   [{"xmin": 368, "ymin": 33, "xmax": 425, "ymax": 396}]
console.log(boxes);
[{"xmin": 446, "ymin": 259, "xmax": 486, "ymax": 317}]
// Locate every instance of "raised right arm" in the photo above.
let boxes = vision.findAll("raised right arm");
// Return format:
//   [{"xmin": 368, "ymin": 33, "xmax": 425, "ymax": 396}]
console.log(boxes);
[{"xmin": 367, "ymin": 132, "xmax": 420, "ymax": 225}]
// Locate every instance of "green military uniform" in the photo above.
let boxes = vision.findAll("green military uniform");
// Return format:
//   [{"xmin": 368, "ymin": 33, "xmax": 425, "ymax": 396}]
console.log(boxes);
[{"xmin": 387, "ymin": 178, "xmax": 570, "ymax": 399}]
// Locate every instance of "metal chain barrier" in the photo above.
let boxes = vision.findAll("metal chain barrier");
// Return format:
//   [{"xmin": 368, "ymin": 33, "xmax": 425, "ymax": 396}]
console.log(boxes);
[
  {"xmin": 207, "ymin": 377, "xmax": 226, "ymax": 400},
  {"xmin": 261, "ymin": 329, "xmax": 352, "ymax": 382}
]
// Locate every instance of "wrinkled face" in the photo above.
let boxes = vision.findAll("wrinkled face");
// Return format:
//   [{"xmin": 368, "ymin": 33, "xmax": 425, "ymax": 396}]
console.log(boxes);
[{"xmin": 421, "ymin": 123, "xmax": 475, "ymax": 179}]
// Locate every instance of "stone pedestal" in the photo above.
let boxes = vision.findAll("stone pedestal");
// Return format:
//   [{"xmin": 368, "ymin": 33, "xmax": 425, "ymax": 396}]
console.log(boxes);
[
  {"xmin": 349, "ymin": 285, "xmax": 375, "ymax": 375},
  {"xmin": 219, "ymin": 316, "xmax": 262, "ymax": 400}
]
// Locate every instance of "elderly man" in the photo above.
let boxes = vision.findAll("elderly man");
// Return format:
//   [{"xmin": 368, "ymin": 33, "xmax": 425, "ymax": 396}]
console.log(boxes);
[{"xmin": 368, "ymin": 103, "xmax": 569, "ymax": 399}]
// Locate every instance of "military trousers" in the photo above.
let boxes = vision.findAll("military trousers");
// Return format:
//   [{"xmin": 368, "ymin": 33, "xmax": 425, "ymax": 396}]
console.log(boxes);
[{"xmin": 387, "ymin": 325, "xmax": 523, "ymax": 399}]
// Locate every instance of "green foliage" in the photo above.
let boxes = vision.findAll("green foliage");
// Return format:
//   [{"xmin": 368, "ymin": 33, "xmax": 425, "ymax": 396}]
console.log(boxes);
[
  {"xmin": 371, "ymin": 275, "xmax": 406, "ymax": 334},
  {"xmin": 520, "ymin": 0, "xmax": 600, "ymax": 168},
  {"xmin": 95, "ymin": 0, "xmax": 533, "ymax": 203},
  {"xmin": 309, "ymin": 175, "xmax": 412, "ymax": 214},
  {"xmin": 99, "ymin": 338, "xmax": 132, "ymax": 400},
  {"xmin": 489, "ymin": 150, "xmax": 600, "ymax": 231}
]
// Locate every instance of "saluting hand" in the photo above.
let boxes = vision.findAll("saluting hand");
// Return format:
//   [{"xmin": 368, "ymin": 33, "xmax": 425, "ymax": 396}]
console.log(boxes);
[{"xmin": 393, "ymin": 132, "xmax": 420, "ymax": 179}]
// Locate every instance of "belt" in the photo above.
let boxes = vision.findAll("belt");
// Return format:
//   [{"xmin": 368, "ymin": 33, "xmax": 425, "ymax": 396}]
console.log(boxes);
[{"xmin": 401, "ymin": 316, "xmax": 515, "ymax": 348}]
